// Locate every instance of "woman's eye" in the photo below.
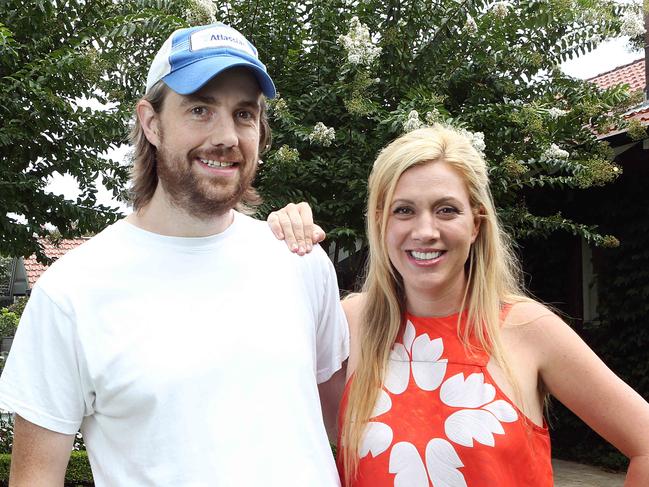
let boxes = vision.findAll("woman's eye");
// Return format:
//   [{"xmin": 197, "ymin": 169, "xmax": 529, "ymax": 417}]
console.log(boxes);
[
  {"xmin": 393, "ymin": 206, "xmax": 413, "ymax": 215},
  {"xmin": 237, "ymin": 110, "xmax": 253, "ymax": 120},
  {"xmin": 439, "ymin": 206, "xmax": 459, "ymax": 215}
]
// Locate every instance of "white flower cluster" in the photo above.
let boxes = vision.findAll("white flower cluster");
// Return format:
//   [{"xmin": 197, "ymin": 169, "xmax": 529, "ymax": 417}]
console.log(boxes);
[
  {"xmin": 459, "ymin": 128, "xmax": 486, "ymax": 156},
  {"xmin": 547, "ymin": 107, "xmax": 568, "ymax": 119},
  {"xmin": 491, "ymin": 1, "xmax": 510, "ymax": 19},
  {"xmin": 587, "ymin": 34, "xmax": 602, "ymax": 45},
  {"xmin": 504, "ymin": 98, "xmax": 524, "ymax": 106},
  {"xmin": 403, "ymin": 110, "xmax": 423, "ymax": 132},
  {"xmin": 308, "ymin": 122, "xmax": 336, "ymax": 146},
  {"xmin": 464, "ymin": 14, "xmax": 478, "ymax": 35},
  {"xmin": 73, "ymin": 431, "xmax": 85, "ymax": 451},
  {"xmin": 0, "ymin": 407, "xmax": 13, "ymax": 451},
  {"xmin": 425, "ymin": 109, "xmax": 440, "ymax": 125},
  {"xmin": 185, "ymin": 0, "xmax": 217, "ymax": 24},
  {"xmin": 273, "ymin": 97, "xmax": 288, "ymax": 112},
  {"xmin": 620, "ymin": 7, "xmax": 645, "ymax": 38},
  {"xmin": 269, "ymin": 96, "xmax": 289, "ymax": 120},
  {"xmin": 274, "ymin": 145, "xmax": 300, "ymax": 164},
  {"xmin": 338, "ymin": 17, "xmax": 382, "ymax": 66},
  {"xmin": 540, "ymin": 143, "xmax": 570, "ymax": 162}
]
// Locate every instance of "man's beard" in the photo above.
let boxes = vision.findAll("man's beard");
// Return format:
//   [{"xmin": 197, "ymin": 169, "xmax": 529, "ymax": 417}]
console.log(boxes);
[{"xmin": 155, "ymin": 143, "xmax": 256, "ymax": 220}]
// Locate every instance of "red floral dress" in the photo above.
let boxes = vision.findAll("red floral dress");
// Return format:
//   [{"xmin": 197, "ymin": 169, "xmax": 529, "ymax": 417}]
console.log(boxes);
[{"xmin": 338, "ymin": 311, "xmax": 552, "ymax": 487}]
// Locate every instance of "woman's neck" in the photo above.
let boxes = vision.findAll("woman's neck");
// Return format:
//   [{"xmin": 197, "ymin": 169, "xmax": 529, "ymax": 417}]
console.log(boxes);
[{"xmin": 404, "ymin": 275, "xmax": 468, "ymax": 317}]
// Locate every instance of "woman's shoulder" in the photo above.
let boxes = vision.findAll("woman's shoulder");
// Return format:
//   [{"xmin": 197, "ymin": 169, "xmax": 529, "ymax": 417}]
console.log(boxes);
[
  {"xmin": 342, "ymin": 292, "xmax": 365, "ymax": 312},
  {"xmin": 341, "ymin": 292, "xmax": 366, "ymax": 379},
  {"xmin": 503, "ymin": 298, "xmax": 562, "ymax": 329},
  {"xmin": 341, "ymin": 292, "xmax": 366, "ymax": 331},
  {"xmin": 501, "ymin": 298, "xmax": 574, "ymax": 358}
]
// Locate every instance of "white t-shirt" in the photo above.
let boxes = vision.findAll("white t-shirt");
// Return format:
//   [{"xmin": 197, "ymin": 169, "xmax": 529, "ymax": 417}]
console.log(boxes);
[{"xmin": 0, "ymin": 212, "xmax": 349, "ymax": 486}]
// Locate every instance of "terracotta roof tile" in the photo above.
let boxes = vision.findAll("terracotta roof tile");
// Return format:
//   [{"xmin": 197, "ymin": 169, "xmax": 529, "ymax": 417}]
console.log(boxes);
[
  {"xmin": 589, "ymin": 58, "xmax": 645, "ymax": 93},
  {"xmin": 628, "ymin": 105, "xmax": 649, "ymax": 124},
  {"xmin": 23, "ymin": 238, "xmax": 89, "ymax": 287},
  {"xmin": 589, "ymin": 58, "xmax": 648, "ymax": 138}
]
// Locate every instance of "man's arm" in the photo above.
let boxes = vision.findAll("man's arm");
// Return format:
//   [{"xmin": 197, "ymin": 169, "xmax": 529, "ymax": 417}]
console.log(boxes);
[
  {"xmin": 318, "ymin": 361, "xmax": 347, "ymax": 443},
  {"xmin": 9, "ymin": 415, "xmax": 74, "ymax": 487}
]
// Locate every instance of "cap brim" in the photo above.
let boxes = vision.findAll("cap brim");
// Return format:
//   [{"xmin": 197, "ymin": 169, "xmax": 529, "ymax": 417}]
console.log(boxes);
[{"xmin": 162, "ymin": 56, "xmax": 276, "ymax": 98}]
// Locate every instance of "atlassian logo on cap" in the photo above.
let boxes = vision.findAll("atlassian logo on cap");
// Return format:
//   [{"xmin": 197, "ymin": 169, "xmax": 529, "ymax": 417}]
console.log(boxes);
[{"xmin": 190, "ymin": 26, "xmax": 256, "ymax": 58}]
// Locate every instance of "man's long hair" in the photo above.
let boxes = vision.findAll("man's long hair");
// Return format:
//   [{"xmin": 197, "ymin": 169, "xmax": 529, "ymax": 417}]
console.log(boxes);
[{"xmin": 128, "ymin": 81, "xmax": 271, "ymax": 213}]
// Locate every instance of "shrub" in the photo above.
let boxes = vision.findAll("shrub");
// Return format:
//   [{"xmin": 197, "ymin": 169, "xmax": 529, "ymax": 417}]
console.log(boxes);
[
  {"xmin": 0, "ymin": 450, "xmax": 93, "ymax": 486},
  {"xmin": 0, "ymin": 310, "xmax": 18, "ymax": 338},
  {"xmin": 6, "ymin": 297, "xmax": 27, "ymax": 319},
  {"xmin": 0, "ymin": 413, "xmax": 12, "ymax": 455}
]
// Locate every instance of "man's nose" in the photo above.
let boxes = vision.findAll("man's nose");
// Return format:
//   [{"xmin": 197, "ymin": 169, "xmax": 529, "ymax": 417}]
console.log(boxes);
[{"xmin": 208, "ymin": 114, "xmax": 238, "ymax": 148}]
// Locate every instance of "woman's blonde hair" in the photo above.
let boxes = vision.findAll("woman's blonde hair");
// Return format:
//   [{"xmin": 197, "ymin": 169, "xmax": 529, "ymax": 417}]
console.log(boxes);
[
  {"xmin": 341, "ymin": 125, "xmax": 527, "ymax": 483},
  {"xmin": 128, "ymin": 80, "xmax": 271, "ymax": 212}
]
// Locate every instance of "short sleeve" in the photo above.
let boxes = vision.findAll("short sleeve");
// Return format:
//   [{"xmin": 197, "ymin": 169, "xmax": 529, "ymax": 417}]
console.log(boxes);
[
  {"xmin": 0, "ymin": 285, "xmax": 93, "ymax": 434},
  {"xmin": 314, "ymin": 254, "xmax": 350, "ymax": 384}
]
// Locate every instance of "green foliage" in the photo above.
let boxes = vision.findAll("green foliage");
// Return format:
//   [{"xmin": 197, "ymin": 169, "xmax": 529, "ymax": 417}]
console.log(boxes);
[
  {"xmin": 6, "ymin": 297, "xmax": 27, "ymax": 318},
  {"xmin": 0, "ymin": 257, "xmax": 11, "ymax": 296},
  {"xmin": 0, "ymin": 296, "xmax": 26, "ymax": 344},
  {"xmin": 627, "ymin": 119, "xmax": 648, "ymax": 141},
  {"xmin": 0, "ymin": 258, "xmax": 11, "ymax": 283},
  {"xmin": 0, "ymin": 414, "xmax": 12, "ymax": 455},
  {"xmin": 0, "ymin": 0, "xmax": 191, "ymax": 262},
  {"xmin": 1, "ymin": 0, "xmax": 637, "ymax": 267},
  {"xmin": 522, "ymin": 157, "xmax": 649, "ymax": 470},
  {"xmin": 206, "ymin": 0, "xmax": 637, "ymax": 266},
  {"xmin": 0, "ymin": 451, "xmax": 93, "ymax": 486},
  {"xmin": 0, "ymin": 296, "xmax": 26, "ymax": 375},
  {"xmin": 64, "ymin": 451, "xmax": 94, "ymax": 485},
  {"xmin": 0, "ymin": 454, "xmax": 8, "ymax": 483},
  {"xmin": 620, "ymin": 0, "xmax": 646, "ymax": 51},
  {"xmin": 0, "ymin": 310, "xmax": 18, "ymax": 338}
]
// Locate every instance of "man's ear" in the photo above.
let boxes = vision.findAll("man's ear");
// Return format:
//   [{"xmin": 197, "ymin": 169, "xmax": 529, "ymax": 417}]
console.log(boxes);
[{"xmin": 136, "ymin": 100, "xmax": 161, "ymax": 147}]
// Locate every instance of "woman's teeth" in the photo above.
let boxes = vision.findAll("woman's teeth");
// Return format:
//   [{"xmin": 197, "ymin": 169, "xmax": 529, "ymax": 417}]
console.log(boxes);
[{"xmin": 410, "ymin": 250, "xmax": 442, "ymax": 260}]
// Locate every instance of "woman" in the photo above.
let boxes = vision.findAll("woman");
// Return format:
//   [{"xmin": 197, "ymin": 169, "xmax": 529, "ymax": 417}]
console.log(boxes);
[{"xmin": 268, "ymin": 125, "xmax": 649, "ymax": 486}]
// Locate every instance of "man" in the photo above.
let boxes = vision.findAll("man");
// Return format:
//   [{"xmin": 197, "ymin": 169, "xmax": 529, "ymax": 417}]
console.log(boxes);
[{"xmin": 0, "ymin": 22, "xmax": 348, "ymax": 486}]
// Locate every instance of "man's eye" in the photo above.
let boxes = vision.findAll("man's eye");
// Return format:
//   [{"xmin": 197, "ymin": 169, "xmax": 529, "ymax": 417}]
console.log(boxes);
[
  {"xmin": 191, "ymin": 107, "xmax": 209, "ymax": 117},
  {"xmin": 237, "ymin": 110, "xmax": 253, "ymax": 120}
]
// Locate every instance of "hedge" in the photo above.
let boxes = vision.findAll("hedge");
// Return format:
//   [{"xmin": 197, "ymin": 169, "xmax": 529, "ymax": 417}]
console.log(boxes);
[{"xmin": 0, "ymin": 451, "xmax": 93, "ymax": 486}]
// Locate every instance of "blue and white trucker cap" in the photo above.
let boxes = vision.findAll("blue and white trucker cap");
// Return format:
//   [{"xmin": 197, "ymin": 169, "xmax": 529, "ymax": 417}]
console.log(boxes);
[{"xmin": 146, "ymin": 23, "xmax": 276, "ymax": 98}]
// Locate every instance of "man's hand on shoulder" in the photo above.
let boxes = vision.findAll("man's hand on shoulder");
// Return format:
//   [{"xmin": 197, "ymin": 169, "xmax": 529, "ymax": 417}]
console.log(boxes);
[{"xmin": 267, "ymin": 202, "xmax": 325, "ymax": 256}]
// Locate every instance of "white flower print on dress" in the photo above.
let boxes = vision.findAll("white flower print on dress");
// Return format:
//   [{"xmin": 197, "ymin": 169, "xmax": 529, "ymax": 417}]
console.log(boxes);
[
  {"xmin": 441, "ymin": 373, "xmax": 518, "ymax": 447},
  {"xmin": 355, "ymin": 320, "xmax": 521, "ymax": 486},
  {"xmin": 389, "ymin": 439, "xmax": 467, "ymax": 487},
  {"xmin": 384, "ymin": 320, "xmax": 448, "ymax": 394},
  {"xmin": 359, "ymin": 389, "xmax": 393, "ymax": 458}
]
